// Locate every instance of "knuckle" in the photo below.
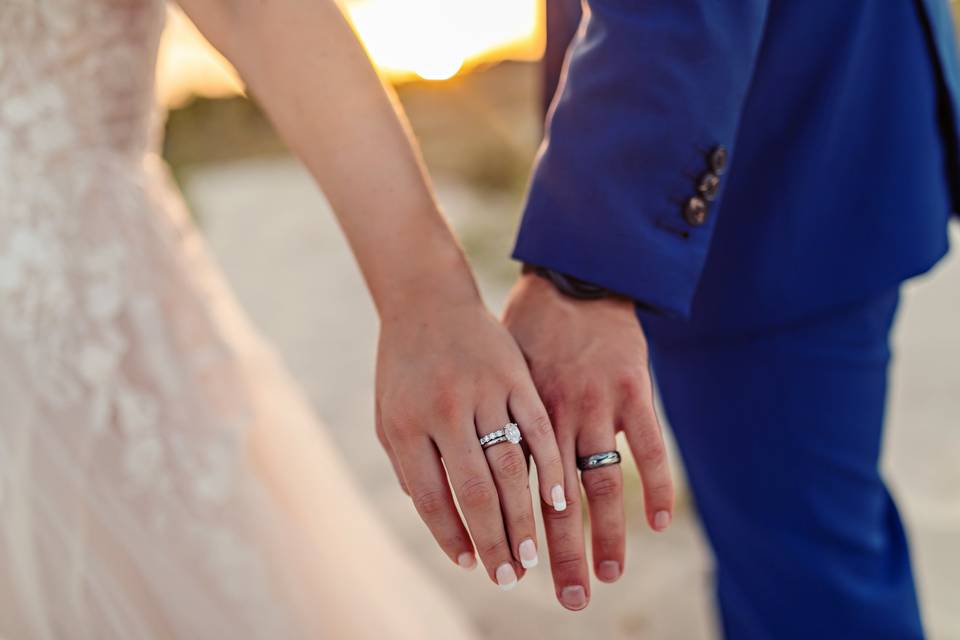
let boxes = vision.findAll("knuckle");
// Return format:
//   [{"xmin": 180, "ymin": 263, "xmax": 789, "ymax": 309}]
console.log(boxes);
[
  {"xmin": 636, "ymin": 435, "xmax": 666, "ymax": 465},
  {"xmin": 543, "ymin": 507, "xmax": 569, "ymax": 525},
  {"xmin": 509, "ymin": 508, "xmax": 534, "ymax": 529},
  {"xmin": 646, "ymin": 479, "xmax": 675, "ymax": 501},
  {"xmin": 550, "ymin": 526, "xmax": 579, "ymax": 549},
  {"xmin": 594, "ymin": 536, "xmax": 622, "ymax": 558},
  {"xmin": 457, "ymin": 476, "xmax": 497, "ymax": 509},
  {"xmin": 385, "ymin": 413, "xmax": 419, "ymax": 442},
  {"xmin": 432, "ymin": 387, "xmax": 461, "ymax": 421},
  {"xmin": 440, "ymin": 533, "xmax": 467, "ymax": 552},
  {"xmin": 478, "ymin": 536, "xmax": 509, "ymax": 558},
  {"xmin": 540, "ymin": 451, "xmax": 564, "ymax": 475},
  {"xmin": 550, "ymin": 550, "xmax": 585, "ymax": 573},
  {"xmin": 615, "ymin": 372, "xmax": 641, "ymax": 402},
  {"xmin": 582, "ymin": 471, "xmax": 622, "ymax": 500},
  {"xmin": 543, "ymin": 496, "xmax": 579, "ymax": 522},
  {"xmin": 525, "ymin": 411, "xmax": 554, "ymax": 440},
  {"xmin": 411, "ymin": 488, "xmax": 449, "ymax": 519},
  {"xmin": 546, "ymin": 519, "xmax": 582, "ymax": 549},
  {"xmin": 494, "ymin": 448, "xmax": 530, "ymax": 482},
  {"xmin": 540, "ymin": 383, "xmax": 568, "ymax": 413}
]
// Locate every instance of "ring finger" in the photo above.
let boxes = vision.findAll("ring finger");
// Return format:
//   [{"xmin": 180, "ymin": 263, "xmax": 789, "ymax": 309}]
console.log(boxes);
[
  {"xmin": 576, "ymin": 418, "xmax": 625, "ymax": 584},
  {"xmin": 434, "ymin": 421, "xmax": 519, "ymax": 591},
  {"xmin": 477, "ymin": 403, "xmax": 539, "ymax": 573}
]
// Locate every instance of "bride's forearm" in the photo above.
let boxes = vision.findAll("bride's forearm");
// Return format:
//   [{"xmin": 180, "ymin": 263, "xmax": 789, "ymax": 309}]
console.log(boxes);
[
  {"xmin": 176, "ymin": 0, "xmax": 480, "ymax": 318},
  {"xmin": 173, "ymin": 4, "xmax": 571, "ymax": 584}
]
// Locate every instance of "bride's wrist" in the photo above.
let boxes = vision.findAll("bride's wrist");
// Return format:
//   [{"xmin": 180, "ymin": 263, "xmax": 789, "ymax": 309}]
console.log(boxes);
[{"xmin": 370, "ymin": 233, "xmax": 482, "ymax": 324}]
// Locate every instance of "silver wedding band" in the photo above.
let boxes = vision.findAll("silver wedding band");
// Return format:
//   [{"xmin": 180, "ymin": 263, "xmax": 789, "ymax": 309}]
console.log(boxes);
[
  {"xmin": 479, "ymin": 423, "xmax": 522, "ymax": 450},
  {"xmin": 577, "ymin": 451, "xmax": 621, "ymax": 471}
]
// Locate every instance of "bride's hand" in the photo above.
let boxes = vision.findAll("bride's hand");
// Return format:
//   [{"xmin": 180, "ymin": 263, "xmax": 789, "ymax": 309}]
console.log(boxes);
[
  {"xmin": 174, "ymin": 0, "xmax": 565, "ymax": 590},
  {"xmin": 375, "ymin": 274, "xmax": 566, "ymax": 590}
]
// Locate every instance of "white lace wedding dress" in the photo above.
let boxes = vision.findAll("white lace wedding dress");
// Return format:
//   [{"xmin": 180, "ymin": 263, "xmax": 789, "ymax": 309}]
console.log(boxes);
[{"xmin": 0, "ymin": 2, "xmax": 476, "ymax": 638}]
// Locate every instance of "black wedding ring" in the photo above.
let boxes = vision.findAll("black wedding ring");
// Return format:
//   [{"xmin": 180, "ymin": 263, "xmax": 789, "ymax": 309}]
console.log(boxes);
[{"xmin": 576, "ymin": 451, "xmax": 621, "ymax": 471}]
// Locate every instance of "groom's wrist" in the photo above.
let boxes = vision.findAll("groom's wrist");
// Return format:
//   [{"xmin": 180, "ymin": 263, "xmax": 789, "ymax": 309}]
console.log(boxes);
[
  {"xmin": 521, "ymin": 263, "xmax": 666, "ymax": 318},
  {"xmin": 521, "ymin": 263, "xmax": 622, "ymax": 301}
]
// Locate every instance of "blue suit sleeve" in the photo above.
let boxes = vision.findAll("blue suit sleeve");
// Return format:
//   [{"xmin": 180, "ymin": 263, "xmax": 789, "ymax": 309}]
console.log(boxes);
[{"xmin": 513, "ymin": 0, "xmax": 771, "ymax": 317}]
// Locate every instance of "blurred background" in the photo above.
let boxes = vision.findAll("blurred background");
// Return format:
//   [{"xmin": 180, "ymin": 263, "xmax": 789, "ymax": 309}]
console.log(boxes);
[{"xmin": 157, "ymin": 2, "xmax": 960, "ymax": 638}]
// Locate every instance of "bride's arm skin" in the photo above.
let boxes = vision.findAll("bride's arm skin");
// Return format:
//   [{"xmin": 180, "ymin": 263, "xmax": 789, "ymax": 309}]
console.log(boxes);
[{"xmin": 176, "ymin": 0, "xmax": 567, "ymax": 587}]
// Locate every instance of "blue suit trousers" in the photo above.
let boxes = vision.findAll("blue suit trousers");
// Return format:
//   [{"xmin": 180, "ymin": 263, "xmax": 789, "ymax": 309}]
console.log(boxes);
[{"xmin": 640, "ymin": 289, "xmax": 922, "ymax": 638}]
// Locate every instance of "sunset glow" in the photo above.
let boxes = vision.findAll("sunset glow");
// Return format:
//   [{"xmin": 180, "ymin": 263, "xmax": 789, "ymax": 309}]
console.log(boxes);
[
  {"xmin": 157, "ymin": 0, "xmax": 544, "ymax": 107},
  {"xmin": 348, "ymin": 0, "xmax": 541, "ymax": 81}
]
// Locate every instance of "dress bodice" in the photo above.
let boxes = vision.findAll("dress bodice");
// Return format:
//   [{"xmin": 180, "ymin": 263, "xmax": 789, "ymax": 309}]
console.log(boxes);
[{"xmin": 0, "ymin": 0, "xmax": 166, "ymax": 162}]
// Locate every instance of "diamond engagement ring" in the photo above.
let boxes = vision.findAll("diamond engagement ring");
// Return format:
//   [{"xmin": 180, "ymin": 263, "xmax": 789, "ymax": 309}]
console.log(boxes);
[{"xmin": 479, "ymin": 423, "xmax": 522, "ymax": 450}]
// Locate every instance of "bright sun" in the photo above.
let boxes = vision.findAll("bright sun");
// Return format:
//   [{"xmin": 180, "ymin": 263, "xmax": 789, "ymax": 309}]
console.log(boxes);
[
  {"xmin": 411, "ymin": 56, "xmax": 465, "ymax": 83},
  {"xmin": 157, "ymin": 0, "xmax": 544, "ymax": 107},
  {"xmin": 347, "ymin": 0, "xmax": 540, "ymax": 81}
]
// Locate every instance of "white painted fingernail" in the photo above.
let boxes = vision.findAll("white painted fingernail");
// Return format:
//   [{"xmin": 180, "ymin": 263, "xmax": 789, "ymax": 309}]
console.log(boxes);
[
  {"xmin": 496, "ymin": 563, "xmax": 518, "ymax": 591},
  {"xmin": 551, "ymin": 484, "xmax": 567, "ymax": 512},
  {"xmin": 457, "ymin": 552, "xmax": 477, "ymax": 570},
  {"xmin": 519, "ymin": 538, "xmax": 538, "ymax": 569}
]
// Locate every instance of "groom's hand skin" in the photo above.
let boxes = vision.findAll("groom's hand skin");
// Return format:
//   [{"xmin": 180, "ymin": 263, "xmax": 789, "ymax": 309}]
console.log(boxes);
[{"xmin": 502, "ymin": 273, "xmax": 674, "ymax": 611}]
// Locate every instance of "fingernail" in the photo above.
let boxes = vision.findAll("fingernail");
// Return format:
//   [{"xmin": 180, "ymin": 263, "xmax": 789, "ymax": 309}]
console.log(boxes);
[
  {"xmin": 457, "ymin": 552, "xmax": 477, "ymax": 571},
  {"xmin": 654, "ymin": 510, "xmax": 672, "ymax": 531},
  {"xmin": 518, "ymin": 539, "xmax": 538, "ymax": 569},
  {"xmin": 496, "ymin": 563, "xmax": 518, "ymax": 591},
  {"xmin": 597, "ymin": 560, "xmax": 621, "ymax": 583},
  {"xmin": 551, "ymin": 484, "xmax": 567, "ymax": 512},
  {"xmin": 560, "ymin": 585, "xmax": 587, "ymax": 610}
]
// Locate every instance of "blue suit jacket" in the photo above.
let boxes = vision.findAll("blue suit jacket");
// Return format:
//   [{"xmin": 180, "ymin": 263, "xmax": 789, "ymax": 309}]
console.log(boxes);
[{"xmin": 515, "ymin": 0, "xmax": 960, "ymax": 331}]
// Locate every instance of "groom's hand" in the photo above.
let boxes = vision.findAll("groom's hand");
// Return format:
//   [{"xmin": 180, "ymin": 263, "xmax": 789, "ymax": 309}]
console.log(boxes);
[{"xmin": 502, "ymin": 273, "xmax": 674, "ymax": 611}]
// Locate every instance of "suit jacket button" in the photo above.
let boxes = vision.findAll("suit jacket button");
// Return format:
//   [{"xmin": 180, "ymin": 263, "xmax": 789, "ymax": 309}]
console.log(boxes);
[
  {"xmin": 709, "ymin": 146, "xmax": 728, "ymax": 174},
  {"xmin": 697, "ymin": 172, "xmax": 720, "ymax": 201},
  {"xmin": 683, "ymin": 196, "xmax": 708, "ymax": 226}
]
